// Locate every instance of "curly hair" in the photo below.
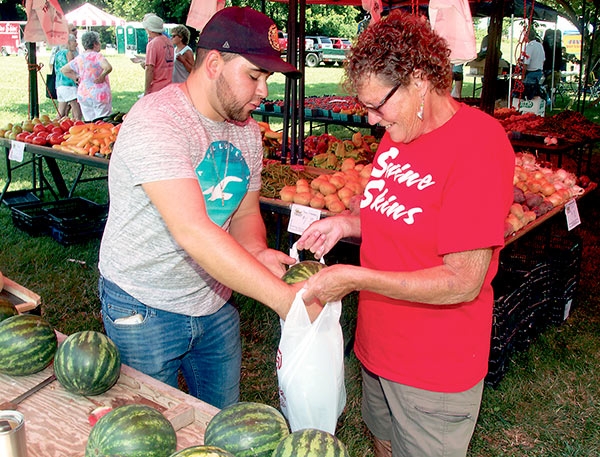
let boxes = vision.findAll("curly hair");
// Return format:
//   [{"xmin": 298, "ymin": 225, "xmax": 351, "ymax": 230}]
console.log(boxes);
[
  {"xmin": 171, "ymin": 25, "xmax": 191, "ymax": 45},
  {"xmin": 344, "ymin": 10, "xmax": 452, "ymax": 95},
  {"xmin": 81, "ymin": 31, "xmax": 100, "ymax": 51}
]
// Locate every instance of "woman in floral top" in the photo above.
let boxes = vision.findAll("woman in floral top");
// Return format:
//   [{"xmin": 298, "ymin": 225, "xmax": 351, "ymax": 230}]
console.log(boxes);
[{"xmin": 61, "ymin": 31, "xmax": 113, "ymax": 121}]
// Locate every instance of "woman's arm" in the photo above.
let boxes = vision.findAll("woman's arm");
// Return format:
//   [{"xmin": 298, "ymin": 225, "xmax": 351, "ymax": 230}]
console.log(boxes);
[
  {"xmin": 302, "ymin": 248, "xmax": 492, "ymax": 305},
  {"xmin": 94, "ymin": 58, "xmax": 112, "ymax": 84},
  {"xmin": 179, "ymin": 49, "xmax": 195, "ymax": 73}
]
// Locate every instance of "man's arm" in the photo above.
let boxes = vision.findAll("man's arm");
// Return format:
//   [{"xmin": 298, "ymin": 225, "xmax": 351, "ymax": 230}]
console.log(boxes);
[
  {"xmin": 142, "ymin": 178, "xmax": 296, "ymax": 317},
  {"xmin": 144, "ymin": 64, "xmax": 154, "ymax": 94},
  {"xmin": 229, "ymin": 190, "xmax": 294, "ymax": 277}
]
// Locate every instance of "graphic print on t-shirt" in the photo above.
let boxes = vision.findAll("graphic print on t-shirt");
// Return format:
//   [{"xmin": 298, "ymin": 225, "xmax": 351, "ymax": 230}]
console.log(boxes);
[
  {"xmin": 196, "ymin": 141, "xmax": 249, "ymax": 226},
  {"xmin": 360, "ymin": 146, "xmax": 435, "ymax": 225}
]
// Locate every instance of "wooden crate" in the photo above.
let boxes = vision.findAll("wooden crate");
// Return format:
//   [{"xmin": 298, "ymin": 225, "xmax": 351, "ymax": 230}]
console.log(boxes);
[
  {"xmin": 0, "ymin": 272, "xmax": 41, "ymax": 314},
  {"xmin": 0, "ymin": 332, "xmax": 219, "ymax": 456}
]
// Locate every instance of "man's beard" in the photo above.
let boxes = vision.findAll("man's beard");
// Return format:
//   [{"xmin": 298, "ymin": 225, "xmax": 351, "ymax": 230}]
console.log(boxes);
[{"xmin": 216, "ymin": 74, "xmax": 251, "ymax": 122}]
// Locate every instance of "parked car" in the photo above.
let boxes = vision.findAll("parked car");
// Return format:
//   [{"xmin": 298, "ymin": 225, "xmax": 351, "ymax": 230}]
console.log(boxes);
[
  {"xmin": 305, "ymin": 36, "xmax": 334, "ymax": 50},
  {"xmin": 331, "ymin": 38, "xmax": 351, "ymax": 50},
  {"xmin": 304, "ymin": 36, "xmax": 345, "ymax": 67},
  {"xmin": 278, "ymin": 31, "xmax": 288, "ymax": 53}
]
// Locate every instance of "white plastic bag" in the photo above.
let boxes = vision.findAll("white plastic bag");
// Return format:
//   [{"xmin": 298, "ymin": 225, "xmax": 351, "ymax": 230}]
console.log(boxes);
[
  {"xmin": 276, "ymin": 287, "xmax": 346, "ymax": 434},
  {"xmin": 429, "ymin": 0, "xmax": 477, "ymax": 65}
]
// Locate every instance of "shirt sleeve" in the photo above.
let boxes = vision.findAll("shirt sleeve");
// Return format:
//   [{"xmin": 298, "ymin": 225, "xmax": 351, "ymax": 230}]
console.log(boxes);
[{"xmin": 437, "ymin": 115, "xmax": 514, "ymax": 255}]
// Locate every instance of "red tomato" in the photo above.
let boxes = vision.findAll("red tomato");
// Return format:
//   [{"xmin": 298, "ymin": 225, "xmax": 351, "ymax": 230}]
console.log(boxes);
[
  {"xmin": 48, "ymin": 133, "xmax": 64, "ymax": 145},
  {"xmin": 35, "ymin": 132, "xmax": 49, "ymax": 142},
  {"xmin": 23, "ymin": 132, "xmax": 35, "ymax": 143},
  {"xmin": 50, "ymin": 126, "xmax": 63, "ymax": 135},
  {"xmin": 31, "ymin": 136, "xmax": 46, "ymax": 146},
  {"xmin": 15, "ymin": 132, "xmax": 28, "ymax": 142},
  {"xmin": 59, "ymin": 119, "xmax": 73, "ymax": 131},
  {"xmin": 73, "ymin": 120, "xmax": 86, "ymax": 126},
  {"xmin": 32, "ymin": 123, "xmax": 47, "ymax": 134}
]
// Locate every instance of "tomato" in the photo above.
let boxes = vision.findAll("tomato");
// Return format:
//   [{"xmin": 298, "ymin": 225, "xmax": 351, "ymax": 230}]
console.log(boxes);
[
  {"xmin": 31, "ymin": 135, "xmax": 47, "ymax": 146},
  {"xmin": 48, "ymin": 133, "xmax": 64, "ymax": 145},
  {"xmin": 59, "ymin": 119, "xmax": 73, "ymax": 131},
  {"xmin": 73, "ymin": 120, "xmax": 86, "ymax": 126},
  {"xmin": 50, "ymin": 126, "xmax": 63, "ymax": 135},
  {"xmin": 35, "ymin": 132, "xmax": 49, "ymax": 142},
  {"xmin": 15, "ymin": 132, "xmax": 29, "ymax": 142},
  {"xmin": 33, "ymin": 123, "xmax": 47, "ymax": 134},
  {"xmin": 23, "ymin": 132, "xmax": 35, "ymax": 143}
]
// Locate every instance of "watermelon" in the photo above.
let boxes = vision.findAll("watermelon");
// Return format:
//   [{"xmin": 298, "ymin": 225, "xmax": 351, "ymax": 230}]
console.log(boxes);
[
  {"xmin": 54, "ymin": 330, "xmax": 121, "ymax": 395},
  {"xmin": 0, "ymin": 314, "xmax": 57, "ymax": 375},
  {"xmin": 272, "ymin": 429, "xmax": 349, "ymax": 457},
  {"xmin": 169, "ymin": 446, "xmax": 235, "ymax": 456},
  {"xmin": 85, "ymin": 404, "xmax": 177, "ymax": 457},
  {"xmin": 0, "ymin": 297, "xmax": 18, "ymax": 322},
  {"xmin": 282, "ymin": 261, "xmax": 325, "ymax": 284},
  {"xmin": 203, "ymin": 402, "xmax": 289, "ymax": 457}
]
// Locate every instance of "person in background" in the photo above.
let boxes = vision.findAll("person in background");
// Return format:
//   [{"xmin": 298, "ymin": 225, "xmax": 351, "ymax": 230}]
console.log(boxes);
[
  {"xmin": 61, "ymin": 31, "xmax": 112, "ymax": 122},
  {"xmin": 543, "ymin": 28, "xmax": 563, "ymax": 97},
  {"xmin": 98, "ymin": 7, "xmax": 305, "ymax": 410},
  {"xmin": 54, "ymin": 34, "xmax": 82, "ymax": 120},
  {"xmin": 451, "ymin": 64, "xmax": 463, "ymax": 98},
  {"xmin": 523, "ymin": 28, "xmax": 545, "ymax": 99},
  {"xmin": 297, "ymin": 10, "xmax": 514, "ymax": 457},
  {"xmin": 142, "ymin": 13, "xmax": 174, "ymax": 94},
  {"xmin": 171, "ymin": 24, "xmax": 195, "ymax": 83}
]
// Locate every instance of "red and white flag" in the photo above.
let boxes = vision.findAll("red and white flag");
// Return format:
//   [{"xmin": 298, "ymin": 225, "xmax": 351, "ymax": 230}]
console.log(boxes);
[
  {"xmin": 23, "ymin": 0, "xmax": 69, "ymax": 45},
  {"xmin": 186, "ymin": 0, "xmax": 225, "ymax": 32}
]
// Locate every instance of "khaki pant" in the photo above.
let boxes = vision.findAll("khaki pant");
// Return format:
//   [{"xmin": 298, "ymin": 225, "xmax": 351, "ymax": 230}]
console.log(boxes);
[{"xmin": 362, "ymin": 367, "xmax": 484, "ymax": 457}]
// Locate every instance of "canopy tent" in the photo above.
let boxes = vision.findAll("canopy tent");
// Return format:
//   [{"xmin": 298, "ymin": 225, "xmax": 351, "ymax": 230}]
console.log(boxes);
[{"xmin": 65, "ymin": 3, "xmax": 126, "ymax": 27}]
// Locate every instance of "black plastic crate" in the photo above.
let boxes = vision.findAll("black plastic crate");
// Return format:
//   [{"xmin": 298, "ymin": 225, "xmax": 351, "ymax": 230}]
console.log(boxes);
[
  {"xmin": 45, "ymin": 198, "xmax": 108, "ymax": 231},
  {"xmin": 49, "ymin": 224, "xmax": 106, "ymax": 246},
  {"xmin": 1, "ymin": 190, "xmax": 40, "ymax": 207},
  {"xmin": 10, "ymin": 200, "xmax": 53, "ymax": 236}
]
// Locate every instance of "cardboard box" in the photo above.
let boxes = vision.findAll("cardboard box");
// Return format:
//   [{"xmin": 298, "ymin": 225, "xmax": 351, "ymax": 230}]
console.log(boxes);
[{"xmin": 511, "ymin": 97, "xmax": 546, "ymax": 117}]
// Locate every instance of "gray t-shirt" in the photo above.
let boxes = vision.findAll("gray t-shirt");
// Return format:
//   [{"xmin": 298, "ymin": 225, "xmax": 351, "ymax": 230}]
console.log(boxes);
[{"xmin": 98, "ymin": 84, "xmax": 263, "ymax": 316}]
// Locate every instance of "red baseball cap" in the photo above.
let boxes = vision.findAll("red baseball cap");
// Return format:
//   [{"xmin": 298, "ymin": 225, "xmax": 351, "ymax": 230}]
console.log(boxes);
[{"xmin": 198, "ymin": 6, "xmax": 301, "ymax": 79}]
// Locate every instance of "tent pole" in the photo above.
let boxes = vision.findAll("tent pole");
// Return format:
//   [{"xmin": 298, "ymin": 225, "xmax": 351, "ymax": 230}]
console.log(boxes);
[
  {"xmin": 509, "ymin": 15, "xmax": 514, "ymax": 107},
  {"xmin": 281, "ymin": 0, "xmax": 297, "ymax": 164},
  {"xmin": 581, "ymin": 4, "xmax": 598, "ymax": 114},
  {"xmin": 550, "ymin": 18, "xmax": 558, "ymax": 110},
  {"xmin": 480, "ymin": 0, "xmax": 505, "ymax": 114},
  {"xmin": 27, "ymin": 42, "xmax": 39, "ymax": 119},
  {"xmin": 298, "ymin": 0, "xmax": 306, "ymax": 164},
  {"xmin": 576, "ymin": 0, "xmax": 586, "ymax": 112}
]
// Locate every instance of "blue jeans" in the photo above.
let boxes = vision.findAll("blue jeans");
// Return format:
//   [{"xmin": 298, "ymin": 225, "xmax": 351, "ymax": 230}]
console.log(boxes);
[{"xmin": 99, "ymin": 276, "xmax": 241, "ymax": 409}]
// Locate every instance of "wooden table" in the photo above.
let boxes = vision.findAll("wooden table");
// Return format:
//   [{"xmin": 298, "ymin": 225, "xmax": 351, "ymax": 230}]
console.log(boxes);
[
  {"xmin": 0, "ymin": 334, "xmax": 219, "ymax": 456},
  {"xmin": 0, "ymin": 138, "xmax": 109, "ymax": 204}
]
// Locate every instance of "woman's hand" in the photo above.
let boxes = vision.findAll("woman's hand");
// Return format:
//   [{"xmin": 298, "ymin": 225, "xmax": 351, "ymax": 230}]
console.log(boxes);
[
  {"xmin": 302, "ymin": 264, "xmax": 357, "ymax": 304},
  {"xmin": 94, "ymin": 74, "xmax": 106, "ymax": 84},
  {"xmin": 296, "ymin": 215, "xmax": 358, "ymax": 259},
  {"xmin": 255, "ymin": 248, "xmax": 296, "ymax": 277}
]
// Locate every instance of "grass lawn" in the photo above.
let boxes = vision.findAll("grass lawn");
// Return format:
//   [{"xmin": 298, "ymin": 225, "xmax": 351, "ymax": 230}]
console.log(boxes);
[{"xmin": 2, "ymin": 54, "xmax": 600, "ymax": 456}]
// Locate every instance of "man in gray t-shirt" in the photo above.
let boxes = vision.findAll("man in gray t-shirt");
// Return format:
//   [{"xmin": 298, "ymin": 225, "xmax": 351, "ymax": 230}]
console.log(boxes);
[{"xmin": 98, "ymin": 7, "xmax": 307, "ymax": 409}]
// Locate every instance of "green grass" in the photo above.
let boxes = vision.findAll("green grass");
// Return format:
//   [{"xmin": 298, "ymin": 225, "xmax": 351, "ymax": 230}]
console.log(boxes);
[{"xmin": 2, "ymin": 55, "xmax": 600, "ymax": 456}]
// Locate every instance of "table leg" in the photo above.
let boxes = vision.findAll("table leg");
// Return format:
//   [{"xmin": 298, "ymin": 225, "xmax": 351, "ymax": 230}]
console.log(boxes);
[{"xmin": 43, "ymin": 156, "xmax": 69, "ymax": 198}]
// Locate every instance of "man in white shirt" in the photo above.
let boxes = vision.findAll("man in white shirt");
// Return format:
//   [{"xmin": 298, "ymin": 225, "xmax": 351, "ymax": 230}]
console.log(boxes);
[{"xmin": 523, "ymin": 28, "xmax": 545, "ymax": 99}]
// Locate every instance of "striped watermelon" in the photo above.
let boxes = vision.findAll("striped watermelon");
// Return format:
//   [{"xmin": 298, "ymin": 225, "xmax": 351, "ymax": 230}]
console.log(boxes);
[
  {"xmin": 85, "ymin": 404, "xmax": 177, "ymax": 457},
  {"xmin": 203, "ymin": 402, "xmax": 289, "ymax": 457},
  {"xmin": 0, "ymin": 314, "xmax": 57, "ymax": 375},
  {"xmin": 54, "ymin": 330, "xmax": 121, "ymax": 395},
  {"xmin": 282, "ymin": 261, "xmax": 325, "ymax": 285},
  {"xmin": 0, "ymin": 297, "xmax": 18, "ymax": 322},
  {"xmin": 272, "ymin": 429, "xmax": 349, "ymax": 457},
  {"xmin": 169, "ymin": 446, "xmax": 235, "ymax": 456}
]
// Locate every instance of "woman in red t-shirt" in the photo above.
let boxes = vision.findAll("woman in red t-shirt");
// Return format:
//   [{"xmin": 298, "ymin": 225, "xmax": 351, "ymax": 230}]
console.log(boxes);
[{"xmin": 297, "ymin": 10, "xmax": 514, "ymax": 457}]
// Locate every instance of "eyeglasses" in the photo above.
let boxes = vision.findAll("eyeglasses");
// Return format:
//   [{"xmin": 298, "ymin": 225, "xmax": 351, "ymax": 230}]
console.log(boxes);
[{"xmin": 364, "ymin": 82, "xmax": 401, "ymax": 116}]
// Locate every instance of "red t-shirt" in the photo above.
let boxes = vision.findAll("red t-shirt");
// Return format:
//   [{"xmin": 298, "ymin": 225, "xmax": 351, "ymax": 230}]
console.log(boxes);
[
  {"xmin": 354, "ymin": 104, "xmax": 514, "ymax": 393},
  {"xmin": 146, "ymin": 34, "xmax": 175, "ymax": 94}
]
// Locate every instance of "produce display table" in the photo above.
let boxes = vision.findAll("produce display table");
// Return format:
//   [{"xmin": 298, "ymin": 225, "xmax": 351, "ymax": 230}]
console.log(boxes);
[
  {"xmin": 0, "ymin": 138, "xmax": 108, "ymax": 204},
  {"xmin": 0, "ymin": 332, "xmax": 219, "ymax": 456}
]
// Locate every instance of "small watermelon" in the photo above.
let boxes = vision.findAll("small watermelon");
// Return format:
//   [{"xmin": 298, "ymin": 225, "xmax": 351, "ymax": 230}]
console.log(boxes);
[
  {"xmin": 272, "ymin": 429, "xmax": 349, "ymax": 457},
  {"xmin": 169, "ymin": 446, "xmax": 235, "ymax": 456},
  {"xmin": 204, "ymin": 402, "xmax": 289, "ymax": 457},
  {"xmin": 0, "ymin": 314, "xmax": 57, "ymax": 375},
  {"xmin": 54, "ymin": 330, "xmax": 121, "ymax": 395},
  {"xmin": 85, "ymin": 404, "xmax": 177, "ymax": 457},
  {"xmin": 282, "ymin": 261, "xmax": 325, "ymax": 284},
  {"xmin": 0, "ymin": 297, "xmax": 18, "ymax": 322}
]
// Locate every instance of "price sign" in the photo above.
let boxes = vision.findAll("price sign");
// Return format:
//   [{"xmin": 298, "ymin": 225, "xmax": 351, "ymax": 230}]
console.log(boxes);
[
  {"xmin": 287, "ymin": 204, "xmax": 321, "ymax": 235},
  {"xmin": 564, "ymin": 199, "xmax": 581, "ymax": 231},
  {"xmin": 8, "ymin": 140, "xmax": 25, "ymax": 162}
]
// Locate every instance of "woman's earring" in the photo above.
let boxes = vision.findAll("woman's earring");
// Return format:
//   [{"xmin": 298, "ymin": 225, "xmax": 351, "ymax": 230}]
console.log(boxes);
[{"xmin": 417, "ymin": 95, "xmax": 424, "ymax": 120}]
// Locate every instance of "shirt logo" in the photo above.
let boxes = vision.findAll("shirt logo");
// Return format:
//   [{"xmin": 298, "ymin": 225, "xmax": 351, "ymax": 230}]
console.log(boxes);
[{"xmin": 196, "ymin": 141, "xmax": 249, "ymax": 226}]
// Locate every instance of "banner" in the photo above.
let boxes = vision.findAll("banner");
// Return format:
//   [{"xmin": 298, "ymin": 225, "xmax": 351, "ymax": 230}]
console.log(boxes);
[
  {"xmin": 23, "ymin": 0, "xmax": 69, "ymax": 45},
  {"xmin": 186, "ymin": 0, "xmax": 225, "ymax": 32}
]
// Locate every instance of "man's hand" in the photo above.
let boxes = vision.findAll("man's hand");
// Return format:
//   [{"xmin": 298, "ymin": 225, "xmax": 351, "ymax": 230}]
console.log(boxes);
[
  {"xmin": 255, "ymin": 248, "xmax": 295, "ymax": 277},
  {"xmin": 302, "ymin": 264, "xmax": 356, "ymax": 304}
]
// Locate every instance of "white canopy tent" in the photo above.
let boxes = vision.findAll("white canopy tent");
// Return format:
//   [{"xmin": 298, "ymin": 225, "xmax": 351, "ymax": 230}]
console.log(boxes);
[{"xmin": 65, "ymin": 3, "xmax": 126, "ymax": 28}]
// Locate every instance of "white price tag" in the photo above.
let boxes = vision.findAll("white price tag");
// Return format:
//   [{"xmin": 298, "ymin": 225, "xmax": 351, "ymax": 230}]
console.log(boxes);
[
  {"xmin": 564, "ymin": 199, "xmax": 581, "ymax": 231},
  {"xmin": 9, "ymin": 140, "xmax": 25, "ymax": 162},
  {"xmin": 287, "ymin": 204, "xmax": 321, "ymax": 235}
]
